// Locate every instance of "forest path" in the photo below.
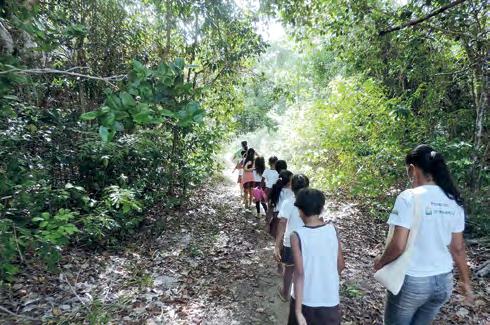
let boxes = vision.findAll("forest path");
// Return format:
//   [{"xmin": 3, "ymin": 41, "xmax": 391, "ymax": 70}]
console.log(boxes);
[{"xmin": 1, "ymin": 169, "xmax": 488, "ymax": 324}]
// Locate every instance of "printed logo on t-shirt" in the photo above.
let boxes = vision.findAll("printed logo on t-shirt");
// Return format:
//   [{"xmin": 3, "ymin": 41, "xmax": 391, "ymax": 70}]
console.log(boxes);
[
  {"xmin": 429, "ymin": 201, "xmax": 455, "ymax": 216},
  {"xmin": 425, "ymin": 205, "xmax": 433, "ymax": 215}
]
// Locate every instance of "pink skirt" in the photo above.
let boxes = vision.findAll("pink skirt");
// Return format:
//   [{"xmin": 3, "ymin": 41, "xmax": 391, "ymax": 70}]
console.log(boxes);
[
  {"xmin": 252, "ymin": 187, "xmax": 267, "ymax": 202},
  {"xmin": 241, "ymin": 171, "xmax": 254, "ymax": 185}
]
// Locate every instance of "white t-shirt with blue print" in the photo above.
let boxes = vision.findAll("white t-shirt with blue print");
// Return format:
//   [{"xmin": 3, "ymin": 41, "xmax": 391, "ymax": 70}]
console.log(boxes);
[{"xmin": 388, "ymin": 185, "xmax": 465, "ymax": 277}]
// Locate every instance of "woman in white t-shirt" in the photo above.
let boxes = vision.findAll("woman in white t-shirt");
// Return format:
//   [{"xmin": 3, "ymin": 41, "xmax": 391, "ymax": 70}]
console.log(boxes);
[
  {"xmin": 374, "ymin": 144, "xmax": 473, "ymax": 325},
  {"xmin": 275, "ymin": 174, "xmax": 309, "ymax": 302}
]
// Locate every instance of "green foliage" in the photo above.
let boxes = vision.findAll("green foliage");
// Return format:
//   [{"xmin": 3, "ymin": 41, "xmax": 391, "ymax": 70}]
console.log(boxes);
[
  {"xmin": 0, "ymin": 0, "xmax": 266, "ymax": 282},
  {"xmin": 33, "ymin": 209, "xmax": 79, "ymax": 269},
  {"xmin": 0, "ymin": 220, "xmax": 25, "ymax": 281},
  {"xmin": 127, "ymin": 263, "xmax": 154, "ymax": 289},
  {"xmin": 85, "ymin": 59, "xmax": 205, "ymax": 142},
  {"xmin": 341, "ymin": 282, "xmax": 365, "ymax": 299},
  {"xmin": 293, "ymin": 77, "xmax": 405, "ymax": 197},
  {"xmin": 85, "ymin": 299, "xmax": 113, "ymax": 325},
  {"xmin": 264, "ymin": 0, "xmax": 488, "ymax": 233},
  {"xmin": 33, "ymin": 209, "xmax": 79, "ymax": 246}
]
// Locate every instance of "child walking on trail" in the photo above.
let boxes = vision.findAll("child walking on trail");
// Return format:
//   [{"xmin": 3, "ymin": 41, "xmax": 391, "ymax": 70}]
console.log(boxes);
[
  {"xmin": 268, "ymin": 170, "xmax": 294, "ymax": 238},
  {"xmin": 263, "ymin": 156, "xmax": 280, "ymax": 229},
  {"xmin": 289, "ymin": 188, "xmax": 345, "ymax": 325},
  {"xmin": 241, "ymin": 148, "xmax": 256, "ymax": 209},
  {"xmin": 275, "ymin": 174, "xmax": 310, "ymax": 302},
  {"xmin": 262, "ymin": 156, "xmax": 279, "ymax": 196},
  {"xmin": 252, "ymin": 156, "xmax": 268, "ymax": 217},
  {"xmin": 265, "ymin": 159, "xmax": 288, "ymax": 228},
  {"xmin": 233, "ymin": 141, "xmax": 248, "ymax": 197},
  {"xmin": 275, "ymin": 159, "xmax": 287, "ymax": 174}
]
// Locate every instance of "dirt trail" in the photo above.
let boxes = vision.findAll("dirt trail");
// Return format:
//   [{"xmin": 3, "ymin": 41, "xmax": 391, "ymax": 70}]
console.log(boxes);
[
  {"xmin": 0, "ymin": 174, "xmax": 289, "ymax": 324},
  {"xmin": 1, "ymin": 171, "xmax": 488, "ymax": 324}
]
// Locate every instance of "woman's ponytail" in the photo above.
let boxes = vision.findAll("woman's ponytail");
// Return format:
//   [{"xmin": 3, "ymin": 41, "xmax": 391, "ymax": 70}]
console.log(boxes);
[
  {"xmin": 405, "ymin": 145, "xmax": 463, "ymax": 206},
  {"xmin": 270, "ymin": 170, "xmax": 293, "ymax": 207}
]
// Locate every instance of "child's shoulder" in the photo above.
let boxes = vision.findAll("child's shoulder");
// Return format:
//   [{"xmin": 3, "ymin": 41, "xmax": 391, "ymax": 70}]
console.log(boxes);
[{"xmin": 281, "ymin": 197, "xmax": 295, "ymax": 209}]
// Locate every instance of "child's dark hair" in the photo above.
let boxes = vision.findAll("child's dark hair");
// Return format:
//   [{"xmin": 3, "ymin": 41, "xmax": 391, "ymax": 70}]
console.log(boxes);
[
  {"xmin": 275, "ymin": 160, "xmax": 287, "ymax": 173},
  {"xmin": 268, "ymin": 156, "xmax": 278, "ymax": 167},
  {"xmin": 406, "ymin": 144, "xmax": 463, "ymax": 206},
  {"xmin": 244, "ymin": 148, "xmax": 255, "ymax": 166},
  {"xmin": 292, "ymin": 174, "xmax": 309, "ymax": 195},
  {"xmin": 270, "ymin": 170, "xmax": 293, "ymax": 207},
  {"xmin": 295, "ymin": 188, "xmax": 325, "ymax": 217},
  {"xmin": 255, "ymin": 156, "xmax": 266, "ymax": 176},
  {"xmin": 241, "ymin": 141, "xmax": 248, "ymax": 149}
]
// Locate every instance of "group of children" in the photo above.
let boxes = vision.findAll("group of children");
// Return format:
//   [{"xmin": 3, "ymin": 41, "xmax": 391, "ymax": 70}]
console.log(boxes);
[
  {"xmin": 233, "ymin": 141, "xmax": 344, "ymax": 325},
  {"xmin": 232, "ymin": 142, "xmax": 474, "ymax": 325}
]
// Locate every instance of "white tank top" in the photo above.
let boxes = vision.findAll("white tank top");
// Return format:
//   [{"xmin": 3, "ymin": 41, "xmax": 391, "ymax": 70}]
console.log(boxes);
[{"xmin": 291, "ymin": 224, "xmax": 340, "ymax": 307}]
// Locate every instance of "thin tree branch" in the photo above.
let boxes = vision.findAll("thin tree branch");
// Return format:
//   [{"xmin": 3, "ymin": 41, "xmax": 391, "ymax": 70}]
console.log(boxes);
[
  {"xmin": 0, "ymin": 305, "xmax": 39, "ymax": 321},
  {"xmin": 12, "ymin": 223, "xmax": 25, "ymax": 264},
  {"xmin": 65, "ymin": 66, "xmax": 90, "ymax": 72},
  {"xmin": 379, "ymin": 0, "xmax": 468, "ymax": 36},
  {"xmin": 0, "ymin": 67, "xmax": 126, "ymax": 88}
]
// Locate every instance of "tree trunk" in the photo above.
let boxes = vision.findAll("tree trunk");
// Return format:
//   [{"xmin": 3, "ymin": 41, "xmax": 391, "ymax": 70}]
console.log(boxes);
[
  {"xmin": 470, "ymin": 62, "xmax": 488, "ymax": 190},
  {"xmin": 164, "ymin": 0, "xmax": 172, "ymax": 60},
  {"xmin": 168, "ymin": 126, "xmax": 180, "ymax": 196},
  {"xmin": 77, "ymin": 3, "xmax": 88, "ymax": 113}
]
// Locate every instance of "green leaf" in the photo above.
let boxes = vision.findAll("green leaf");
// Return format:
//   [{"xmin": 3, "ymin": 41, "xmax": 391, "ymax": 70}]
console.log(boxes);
[
  {"xmin": 99, "ymin": 126, "xmax": 109, "ymax": 142},
  {"xmin": 114, "ymin": 121, "xmax": 125, "ymax": 131},
  {"xmin": 160, "ymin": 109, "xmax": 175, "ymax": 118},
  {"xmin": 120, "ymin": 92, "xmax": 136, "ymax": 107},
  {"xmin": 106, "ymin": 95, "xmax": 121, "ymax": 110},
  {"xmin": 64, "ymin": 24, "xmax": 87, "ymax": 38},
  {"xmin": 132, "ymin": 60, "xmax": 145, "ymax": 73},
  {"xmin": 80, "ymin": 111, "xmax": 98, "ymax": 121},
  {"xmin": 115, "ymin": 110, "xmax": 130, "ymax": 120},
  {"xmin": 186, "ymin": 101, "xmax": 200, "ymax": 114},
  {"xmin": 193, "ymin": 114, "xmax": 204, "ymax": 123},
  {"xmin": 173, "ymin": 58, "xmax": 185, "ymax": 71},
  {"xmin": 133, "ymin": 111, "xmax": 152, "ymax": 124},
  {"xmin": 102, "ymin": 111, "xmax": 116, "ymax": 126}
]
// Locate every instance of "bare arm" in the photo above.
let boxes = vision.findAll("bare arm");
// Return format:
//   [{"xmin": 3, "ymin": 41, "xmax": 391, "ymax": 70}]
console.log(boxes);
[
  {"xmin": 374, "ymin": 226, "xmax": 409, "ymax": 271},
  {"xmin": 450, "ymin": 232, "xmax": 473, "ymax": 302},
  {"xmin": 244, "ymin": 162, "xmax": 254, "ymax": 172},
  {"xmin": 337, "ymin": 237, "xmax": 345, "ymax": 275},
  {"xmin": 274, "ymin": 219, "xmax": 287, "ymax": 261},
  {"xmin": 291, "ymin": 233, "xmax": 306, "ymax": 325}
]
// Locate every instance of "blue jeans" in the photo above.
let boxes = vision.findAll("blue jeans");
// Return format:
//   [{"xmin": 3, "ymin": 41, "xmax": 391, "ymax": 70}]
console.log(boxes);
[{"xmin": 384, "ymin": 272, "xmax": 453, "ymax": 325}]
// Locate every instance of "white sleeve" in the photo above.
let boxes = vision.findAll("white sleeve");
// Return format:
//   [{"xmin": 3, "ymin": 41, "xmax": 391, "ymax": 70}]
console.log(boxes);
[
  {"xmin": 452, "ymin": 205, "xmax": 465, "ymax": 233},
  {"xmin": 278, "ymin": 200, "xmax": 291, "ymax": 220},
  {"xmin": 262, "ymin": 170, "xmax": 270, "ymax": 182},
  {"xmin": 387, "ymin": 190, "xmax": 413, "ymax": 229}
]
